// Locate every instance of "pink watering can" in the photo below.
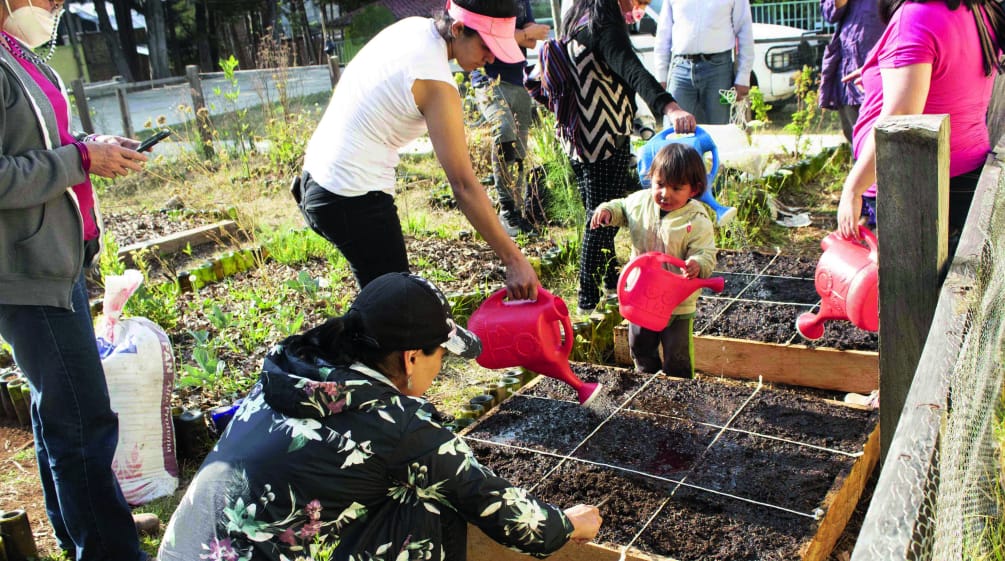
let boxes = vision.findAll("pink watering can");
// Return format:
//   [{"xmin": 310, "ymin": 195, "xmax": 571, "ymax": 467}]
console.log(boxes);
[
  {"xmin": 468, "ymin": 288, "xmax": 602, "ymax": 405},
  {"xmin": 796, "ymin": 226, "xmax": 879, "ymax": 340},
  {"xmin": 618, "ymin": 252, "xmax": 725, "ymax": 331}
]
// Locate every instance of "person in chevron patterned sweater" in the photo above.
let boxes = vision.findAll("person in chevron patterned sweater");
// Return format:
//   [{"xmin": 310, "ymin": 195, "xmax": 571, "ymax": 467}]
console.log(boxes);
[
  {"xmin": 558, "ymin": 0, "xmax": 695, "ymax": 314},
  {"xmin": 590, "ymin": 144, "xmax": 716, "ymax": 377}
]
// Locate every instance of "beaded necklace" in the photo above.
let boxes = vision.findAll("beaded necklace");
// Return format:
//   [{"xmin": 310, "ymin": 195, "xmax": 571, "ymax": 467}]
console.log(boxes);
[{"xmin": 0, "ymin": 8, "xmax": 63, "ymax": 64}]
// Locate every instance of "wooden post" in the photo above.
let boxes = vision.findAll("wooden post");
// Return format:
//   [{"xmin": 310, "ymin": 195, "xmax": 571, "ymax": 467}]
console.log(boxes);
[
  {"xmin": 874, "ymin": 114, "xmax": 949, "ymax": 461},
  {"xmin": 185, "ymin": 64, "xmax": 215, "ymax": 159},
  {"xmin": 327, "ymin": 55, "xmax": 341, "ymax": 88},
  {"xmin": 988, "ymin": 73, "xmax": 1005, "ymax": 148},
  {"xmin": 115, "ymin": 85, "xmax": 134, "ymax": 139},
  {"xmin": 71, "ymin": 79, "xmax": 94, "ymax": 134}
]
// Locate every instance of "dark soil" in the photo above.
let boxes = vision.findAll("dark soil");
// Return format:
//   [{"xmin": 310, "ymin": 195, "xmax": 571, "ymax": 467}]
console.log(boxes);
[
  {"xmin": 522, "ymin": 363, "xmax": 646, "ymax": 407},
  {"xmin": 465, "ymin": 370, "xmax": 877, "ymax": 560},
  {"xmin": 698, "ymin": 300, "xmax": 815, "ymax": 344},
  {"xmin": 101, "ymin": 210, "xmax": 220, "ymax": 247},
  {"xmin": 634, "ymin": 486, "xmax": 810, "ymax": 561},
  {"xmin": 701, "ymin": 250, "xmax": 880, "ymax": 351},
  {"xmin": 464, "ymin": 395, "xmax": 604, "ymax": 454},
  {"xmin": 732, "ymin": 385, "xmax": 879, "ymax": 452},
  {"xmin": 625, "ymin": 375, "xmax": 755, "ymax": 426}
]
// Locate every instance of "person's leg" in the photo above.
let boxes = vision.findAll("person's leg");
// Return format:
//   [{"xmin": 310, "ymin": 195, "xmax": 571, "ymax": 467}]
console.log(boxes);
[
  {"xmin": 660, "ymin": 314, "xmax": 695, "ymax": 378},
  {"xmin": 573, "ymin": 149, "xmax": 633, "ymax": 310},
  {"xmin": 628, "ymin": 322, "xmax": 662, "ymax": 373},
  {"xmin": 667, "ymin": 58, "xmax": 703, "ymax": 124},
  {"xmin": 300, "ymin": 175, "xmax": 409, "ymax": 288},
  {"xmin": 837, "ymin": 105, "xmax": 860, "ymax": 146},
  {"xmin": 693, "ymin": 54, "xmax": 734, "ymax": 125},
  {"xmin": 0, "ymin": 275, "xmax": 146, "ymax": 561},
  {"xmin": 476, "ymin": 81, "xmax": 536, "ymax": 236}
]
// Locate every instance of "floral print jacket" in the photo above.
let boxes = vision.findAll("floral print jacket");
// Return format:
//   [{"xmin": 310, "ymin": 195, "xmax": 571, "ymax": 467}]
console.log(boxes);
[{"xmin": 158, "ymin": 345, "xmax": 573, "ymax": 561}]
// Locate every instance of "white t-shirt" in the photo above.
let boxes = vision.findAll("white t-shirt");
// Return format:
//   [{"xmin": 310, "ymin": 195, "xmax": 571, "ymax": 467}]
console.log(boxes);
[{"xmin": 303, "ymin": 18, "xmax": 456, "ymax": 196}]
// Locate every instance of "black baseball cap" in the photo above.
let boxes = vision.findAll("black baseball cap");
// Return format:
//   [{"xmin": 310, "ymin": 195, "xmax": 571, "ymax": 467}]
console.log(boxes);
[{"xmin": 349, "ymin": 272, "xmax": 482, "ymax": 359}]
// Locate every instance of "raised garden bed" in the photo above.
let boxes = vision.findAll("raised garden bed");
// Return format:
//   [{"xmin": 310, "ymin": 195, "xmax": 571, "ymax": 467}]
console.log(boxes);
[
  {"xmin": 613, "ymin": 250, "xmax": 880, "ymax": 394},
  {"xmin": 462, "ymin": 366, "xmax": 879, "ymax": 561}
]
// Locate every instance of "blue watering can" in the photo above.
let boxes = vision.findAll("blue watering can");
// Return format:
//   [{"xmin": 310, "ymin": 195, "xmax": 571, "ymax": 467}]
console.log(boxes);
[{"xmin": 636, "ymin": 126, "xmax": 737, "ymax": 225}]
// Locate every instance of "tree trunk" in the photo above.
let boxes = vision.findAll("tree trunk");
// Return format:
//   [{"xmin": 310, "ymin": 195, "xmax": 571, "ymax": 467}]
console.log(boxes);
[
  {"xmin": 112, "ymin": 0, "xmax": 141, "ymax": 79},
  {"xmin": 195, "ymin": 0, "xmax": 213, "ymax": 71},
  {"xmin": 93, "ymin": 0, "xmax": 133, "ymax": 80},
  {"xmin": 145, "ymin": 0, "xmax": 171, "ymax": 78}
]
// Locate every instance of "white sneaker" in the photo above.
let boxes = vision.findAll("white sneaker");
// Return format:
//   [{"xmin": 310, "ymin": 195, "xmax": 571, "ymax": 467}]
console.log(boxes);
[{"xmin": 498, "ymin": 211, "xmax": 519, "ymax": 237}]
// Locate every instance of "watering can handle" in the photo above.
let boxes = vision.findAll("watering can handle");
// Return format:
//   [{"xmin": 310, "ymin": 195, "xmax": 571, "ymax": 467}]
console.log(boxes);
[
  {"xmin": 495, "ymin": 287, "xmax": 556, "ymax": 306},
  {"xmin": 653, "ymin": 252, "xmax": 688, "ymax": 272},
  {"xmin": 859, "ymin": 226, "xmax": 879, "ymax": 260}
]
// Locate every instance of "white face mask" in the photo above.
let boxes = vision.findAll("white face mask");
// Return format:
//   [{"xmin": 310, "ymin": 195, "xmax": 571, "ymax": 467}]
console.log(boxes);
[{"xmin": 4, "ymin": 1, "xmax": 57, "ymax": 49}]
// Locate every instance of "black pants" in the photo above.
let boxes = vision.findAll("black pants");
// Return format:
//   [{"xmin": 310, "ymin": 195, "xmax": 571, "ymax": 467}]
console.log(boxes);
[
  {"xmin": 571, "ymin": 147, "xmax": 638, "ymax": 309},
  {"xmin": 628, "ymin": 315, "xmax": 695, "ymax": 378},
  {"xmin": 298, "ymin": 172, "xmax": 410, "ymax": 288}
]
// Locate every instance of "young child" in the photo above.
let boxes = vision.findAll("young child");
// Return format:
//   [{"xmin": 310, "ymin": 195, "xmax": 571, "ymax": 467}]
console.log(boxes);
[{"xmin": 590, "ymin": 143, "xmax": 717, "ymax": 377}]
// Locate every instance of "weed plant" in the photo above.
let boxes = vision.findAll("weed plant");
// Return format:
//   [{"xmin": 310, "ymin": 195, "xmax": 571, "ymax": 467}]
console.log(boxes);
[{"xmin": 527, "ymin": 111, "xmax": 583, "ymax": 228}]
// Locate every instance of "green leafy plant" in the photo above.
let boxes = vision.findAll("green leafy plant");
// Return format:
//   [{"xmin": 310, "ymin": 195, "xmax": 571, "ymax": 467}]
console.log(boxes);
[
  {"xmin": 783, "ymin": 66, "xmax": 820, "ymax": 158},
  {"xmin": 527, "ymin": 111, "xmax": 583, "ymax": 228},
  {"xmin": 177, "ymin": 330, "xmax": 226, "ymax": 388}
]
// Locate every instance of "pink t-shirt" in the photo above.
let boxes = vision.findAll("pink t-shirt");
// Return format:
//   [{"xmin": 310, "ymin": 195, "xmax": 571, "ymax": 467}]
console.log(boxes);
[
  {"xmin": 853, "ymin": 1, "xmax": 997, "ymax": 196},
  {"xmin": 10, "ymin": 43, "xmax": 98, "ymax": 240}
]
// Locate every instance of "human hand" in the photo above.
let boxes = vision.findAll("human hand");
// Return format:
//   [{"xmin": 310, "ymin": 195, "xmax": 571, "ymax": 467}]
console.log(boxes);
[
  {"xmin": 664, "ymin": 102, "xmax": 695, "ymax": 133},
  {"xmin": 590, "ymin": 209, "xmax": 612, "ymax": 229},
  {"xmin": 504, "ymin": 256, "xmax": 541, "ymax": 301},
  {"xmin": 86, "ymin": 134, "xmax": 142, "ymax": 151},
  {"xmin": 522, "ymin": 22, "xmax": 550, "ymax": 42},
  {"xmin": 836, "ymin": 188, "xmax": 863, "ymax": 239},
  {"xmin": 683, "ymin": 258, "xmax": 701, "ymax": 279},
  {"xmin": 564, "ymin": 504, "xmax": 602, "ymax": 544},
  {"xmin": 842, "ymin": 68, "xmax": 864, "ymax": 93},
  {"xmin": 86, "ymin": 141, "xmax": 147, "ymax": 179},
  {"xmin": 733, "ymin": 84, "xmax": 750, "ymax": 101}
]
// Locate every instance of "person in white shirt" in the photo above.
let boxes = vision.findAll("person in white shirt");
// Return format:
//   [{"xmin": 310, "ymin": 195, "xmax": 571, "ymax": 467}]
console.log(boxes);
[
  {"xmin": 299, "ymin": 0, "xmax": 540, "ymax": 300},
  {"xmin": 652, "ymin": 0, "xmax": 754, "ymax": 124}
]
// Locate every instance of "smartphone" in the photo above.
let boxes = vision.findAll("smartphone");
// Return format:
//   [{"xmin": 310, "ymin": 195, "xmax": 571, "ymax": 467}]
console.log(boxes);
[{"xmin": 137, "ymin": 130, "xmax": 172, "ymax": 152}]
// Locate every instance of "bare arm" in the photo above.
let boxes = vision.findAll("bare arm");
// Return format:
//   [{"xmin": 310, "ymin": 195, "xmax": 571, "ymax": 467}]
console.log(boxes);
[
  {"xmin": 413, "ymin": 79, "xmax": 540, "ymax": 300},
  {"xmin": 837, "ymin": 63, "xmax": 931, "ymax": 237}
]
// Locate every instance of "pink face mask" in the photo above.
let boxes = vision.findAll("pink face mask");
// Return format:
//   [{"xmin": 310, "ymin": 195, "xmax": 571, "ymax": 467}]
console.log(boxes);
[{"xmin": 624, "ymin": 6, "xmax": 646, "ymax": 24}]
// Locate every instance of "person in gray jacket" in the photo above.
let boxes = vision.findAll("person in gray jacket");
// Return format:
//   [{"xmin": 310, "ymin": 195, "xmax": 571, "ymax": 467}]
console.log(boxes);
[{"xmin": 0, "ymin": 1, "xmax": 153, "ymax": 559}]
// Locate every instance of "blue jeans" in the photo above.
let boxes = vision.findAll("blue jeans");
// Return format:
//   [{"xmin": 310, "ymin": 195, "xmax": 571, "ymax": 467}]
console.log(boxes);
[
  {"xmin": 0, "ymin": 275, "xmax": 145, "ymax": 561},
  {"xmin": 667, "ymin": 52, "xmax": 734, "ymax": 125}
]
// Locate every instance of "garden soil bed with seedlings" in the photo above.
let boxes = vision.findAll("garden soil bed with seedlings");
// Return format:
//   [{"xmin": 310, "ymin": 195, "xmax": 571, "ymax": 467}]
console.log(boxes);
[
  {"xmin": 614, "ymin": 250, "xmax": 880, "ymax": 394},
  {"xmin": 462, "ymin": 367, "xmax": 879, "ymax": 561}
]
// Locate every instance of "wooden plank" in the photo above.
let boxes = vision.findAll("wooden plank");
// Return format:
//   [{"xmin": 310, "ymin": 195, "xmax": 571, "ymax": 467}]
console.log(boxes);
[
  {"xmin": 988, "ymin": 74, "xmax": 1005, "ymax": 148},
  {"xmin": 614, "ymin": 324, "xmax": 878, "ymax": 394},
  {"xmin": 116, "ymin": 220, "xmax": 239, "ymax": 265},
  {"xmin": 851, "ymin": 125, "xmax": 1002, "ymax": 561},
  {"xmin": 800, "ymin": 423, "xmax": 881, "ymax": 561},
  {"xmin": 875, "ymin": 114, "xmax": 949, "ymax": 460}
]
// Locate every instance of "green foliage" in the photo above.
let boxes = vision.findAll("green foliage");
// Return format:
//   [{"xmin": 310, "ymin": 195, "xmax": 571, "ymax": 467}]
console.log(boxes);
[
  {"xmin": 527, "ymin": 111, "xmax": 584, "ymax": 228},
  {"xmin": 347, "ymin": 4, "xmax": 395, "ymax": 40},
  {"xmin": 747, "ymin": 85, "xmax": 772, "ymax": 134},
  {"xmin": 263, "ymin": 227, "xmax": 344, "ymax": 266},
  {"xmin": 783, "ymin": 66, "xmax": 821, "ymax": 157},
  {"xmin": 99, "ymin": 232, "xmax": 127, "ymax": 279},
  {"xmin": 177, "ymin": 329, "xmax": 226, "ymax": 388}
]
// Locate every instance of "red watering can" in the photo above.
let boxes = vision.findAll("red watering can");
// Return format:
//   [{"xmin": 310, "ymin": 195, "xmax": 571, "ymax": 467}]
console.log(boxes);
[
  {"xmin": 796, "ymin": 226, "xmax": 879, "ymax": 340},
  {"xmin": 467, "ymin": 288, "xmax": 602, "ymax": 405},
  {"xmin": 618, "ymin": 252, "xmax": 725, "ymax": 332}
]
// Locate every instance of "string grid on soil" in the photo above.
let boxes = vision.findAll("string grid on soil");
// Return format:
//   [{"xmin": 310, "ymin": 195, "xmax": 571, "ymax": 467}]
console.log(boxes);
[
  {"xmin": 696, "ymin": 250, "xmax": 879, "ymax": 351},
  {"xmin": 466, "ymin": 367, "xmax": 877, "ymax": 561}
]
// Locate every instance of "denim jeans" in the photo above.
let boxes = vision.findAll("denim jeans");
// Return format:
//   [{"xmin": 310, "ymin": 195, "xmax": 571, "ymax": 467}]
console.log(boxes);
[
  {"xmin": 0, "ymin": 275, "xmax": 145, "ymax": 561},
  {"xmin": 299, "ymin": 172, "xmax": 410, "ymax": 288},
  {"xmin": 667, "ymin": 52, "xmax": 735, "ymax": 125},
  {"xmin": 474, "ymin": 80, "xmax": 534, "ymax": 209}
]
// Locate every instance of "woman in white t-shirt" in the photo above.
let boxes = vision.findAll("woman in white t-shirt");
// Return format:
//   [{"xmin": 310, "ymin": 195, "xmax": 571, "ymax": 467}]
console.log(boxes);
[{"xmin": 300, "ymin": 0, "xmax": 541, "ymax": 300}]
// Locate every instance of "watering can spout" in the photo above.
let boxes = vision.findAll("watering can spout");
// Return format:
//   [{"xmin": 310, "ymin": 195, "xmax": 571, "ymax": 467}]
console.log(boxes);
[
  {"xmin": 467, "ymin": 288, "xmax": 603, "ymax": 405},
  {"xmin": 796, "ymin": 226, "xmax": 880, "ymax": 340},
  {"xmin": 618, "ymin": 253, "xmax": 725, "ymax": 332}
]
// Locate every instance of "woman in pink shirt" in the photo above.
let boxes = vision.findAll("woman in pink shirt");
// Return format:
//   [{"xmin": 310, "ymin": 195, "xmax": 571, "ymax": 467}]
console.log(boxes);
[{"xmin": 836, "ymin": 0, "xmax": 1004, "ymax": 239}]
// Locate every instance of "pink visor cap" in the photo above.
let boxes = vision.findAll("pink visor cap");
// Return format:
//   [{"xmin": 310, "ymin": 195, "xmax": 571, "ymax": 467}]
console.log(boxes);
[{"xmin": 446, "ymin": 0, "xmax": 524, "ymax": 63}]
